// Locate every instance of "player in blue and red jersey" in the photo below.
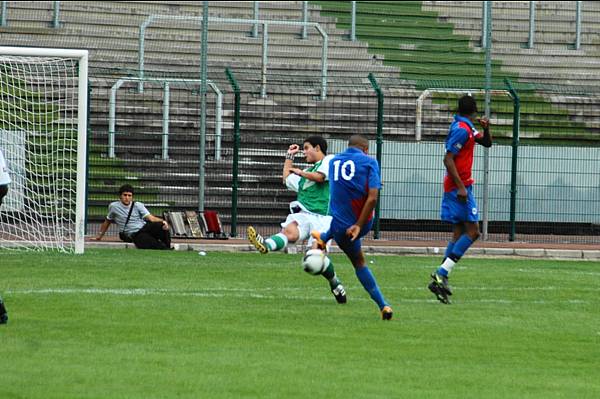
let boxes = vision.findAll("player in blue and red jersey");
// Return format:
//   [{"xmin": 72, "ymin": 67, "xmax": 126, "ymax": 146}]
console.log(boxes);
[
  {"xmin": 312, "ymin": 135, "xmax": 393, "ymax": 320},
  {"xmin": 429, "ymin": 95, "xmax": 492, "ymax": 304}
]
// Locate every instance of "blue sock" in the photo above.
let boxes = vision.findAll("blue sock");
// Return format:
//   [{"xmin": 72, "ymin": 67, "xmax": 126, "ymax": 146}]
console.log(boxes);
[
  {"xmin": 436, "ymin": 241, "xmax": 457, "ymax": 277},
  {"xmin": 444, "ymin": 241, "xmax": 456, "ymax": 260},
  {"xmin": 437, "ymin": 235, "xmax": 474, "ymax": 277},
  {"xmin": 355, "ymin": 266, "xmax": 388, "ymax": 310},
  {"xmin": 450, "ymin": 234, "xmax": 474, "ymax": 260}
]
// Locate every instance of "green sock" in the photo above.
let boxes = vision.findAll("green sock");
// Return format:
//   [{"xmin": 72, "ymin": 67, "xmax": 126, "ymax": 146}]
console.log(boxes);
[
  {"xmin": 264, "ymin": 233, "xmax": 287, "ymax": 251},
  {"xmin": 322, "ymin": 261, "xmax": 340, "ymax": 288}
]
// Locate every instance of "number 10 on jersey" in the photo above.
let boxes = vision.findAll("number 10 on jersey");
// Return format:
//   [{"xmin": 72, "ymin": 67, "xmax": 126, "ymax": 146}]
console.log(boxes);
[{"xmin": 333, "ymin": 160, "xmax": 355, "ymax": 181}]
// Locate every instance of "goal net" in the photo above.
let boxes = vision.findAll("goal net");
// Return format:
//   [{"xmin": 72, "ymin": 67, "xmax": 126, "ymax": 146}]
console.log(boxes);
[{"xmin": 0, "ymin": 47, "xmax": 88, "ymax": 253}]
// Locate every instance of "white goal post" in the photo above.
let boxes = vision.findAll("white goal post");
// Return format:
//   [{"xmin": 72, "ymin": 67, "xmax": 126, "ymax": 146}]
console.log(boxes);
[{"xmin": 0, "ymin": 47, "xmax": 88, "ymax": 253}]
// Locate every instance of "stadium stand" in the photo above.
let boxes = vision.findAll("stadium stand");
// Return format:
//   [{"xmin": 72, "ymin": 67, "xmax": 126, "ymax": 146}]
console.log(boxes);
[
  {"xmin": 317, "ymin": 1, "xmax": 600, "ymax": 86},
  {"xmin": 426, "ymin": 1, "xmax": 600, "ymax": 86},
  {"xmin": 0, "ymin": 1, "xmax": 415, "ymax": 233},
  {"xmin": 1, "ymin": 1, "xmax": 599, "ymax": 237},
  {"xmin": 0, "ymin": 1, "xmax": 399, "ymax": 80},
  {"xmin": 316, "ymin": 1, "xmax": 600, "ymax": 138}
]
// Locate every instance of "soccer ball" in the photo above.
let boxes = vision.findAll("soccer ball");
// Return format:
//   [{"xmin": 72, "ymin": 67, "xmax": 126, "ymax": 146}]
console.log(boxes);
[{"xmin": 302, "ymin": 249, "xmax": 330, "ymax": 275}]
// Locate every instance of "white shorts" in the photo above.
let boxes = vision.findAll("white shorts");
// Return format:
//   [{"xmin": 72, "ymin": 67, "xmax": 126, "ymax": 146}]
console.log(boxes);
[{"xmin": 281, "ymin": 211, "xmax": 332, "ymax": 246}]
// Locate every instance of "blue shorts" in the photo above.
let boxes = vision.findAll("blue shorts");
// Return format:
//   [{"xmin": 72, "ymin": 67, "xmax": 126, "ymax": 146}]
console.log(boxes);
[
  {"xmin": 440, "ymin": 185, "xmax": 479, "ymax": 224},
  {"xmin": 322, "ymin": 220, "xmax": 373, "ymax": 262}
]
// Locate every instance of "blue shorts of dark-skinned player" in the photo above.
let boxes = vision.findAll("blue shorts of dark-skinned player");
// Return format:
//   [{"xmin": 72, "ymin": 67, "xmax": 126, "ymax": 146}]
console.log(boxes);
[
  {"xmin": 440, "ymin": 185, "xmax": 479, "ymax": 224},
  {"xmin": 321, "ymin": 220, "xmax": 373, "ymax": 263}
]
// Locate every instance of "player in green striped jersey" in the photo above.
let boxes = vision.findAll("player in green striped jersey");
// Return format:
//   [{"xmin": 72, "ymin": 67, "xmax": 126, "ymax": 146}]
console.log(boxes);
[{"xmin": 247, "ymin": 136, "xmax": 346, "ymax": 304}]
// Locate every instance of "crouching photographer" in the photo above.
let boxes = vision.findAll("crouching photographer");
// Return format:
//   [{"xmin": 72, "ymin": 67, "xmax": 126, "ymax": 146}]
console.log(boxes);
[{"xmin": 95, "ymin": 184, "xmax": 172, "ymax": 250}]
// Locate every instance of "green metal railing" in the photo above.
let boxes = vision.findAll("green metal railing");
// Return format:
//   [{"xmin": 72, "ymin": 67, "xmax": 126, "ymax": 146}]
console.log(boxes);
[
  {"xmin": 107, "ymin": 77, "xmax": 223, "ymax": 160},
  {"xmin": 138, "ymin": 14, "xmax": 329, "ymax": 100},
  {"xmin": 86, "ymin": 69, "xmax": 600, "ymax": 244},
  {"xmin": 226, "ymin": 68, "xmax": 241, "ymax": 238},
  {"xmin": 198, "ymin": 72, "xmax": 600, "ymax": 245},
  {"xmin": 505, "ymin": 79, "xmax": 521, "ymax": 242},
  {"xmin": 368, "ymin": 72, "xmax": 383, "ymax": 239},
  {"xmin": 3, "ymin": 0, "xmax": 598, "ymax": 245}
]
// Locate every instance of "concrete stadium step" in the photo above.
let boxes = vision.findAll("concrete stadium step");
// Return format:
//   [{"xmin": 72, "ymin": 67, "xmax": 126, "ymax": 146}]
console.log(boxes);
[
  {"xmin": 80, "ymin": 0, "xmax": 323, "ymax": 20},
  {"xmin": 4, "ymin": 2, "xmax": 345, "ymax": 38},
  {"xmin": 1, "ymin": 28, "xmax": 369, "ymax": 51},
  {"xmin": 0, "ymin": 26, "xmax": 344, "ymax": 45},
  {"xmin": 500, "ymin": 69, "xmax": 600, "ymax": 85},
  {"xmin": 448, "ymin": 17, "xmax": 600, "ymax": 32},
  {"xmin": 449, "ymin": 28, "xmax": 600, "ymax": 46},
  {"xmin": 86, "ymin": 183, "xmax": 294, "ymax": 201},
  {"xmin": 0, "ymin": 32, "xmax": 399, "ymax": 79},
  {"xmin": 490, "ymin": 46, "xmax": 599, "ymax": 57},
  {"xmin": 11, "ymin": 21, "xmax": 343, "ymax": 40},
  {"xmin": 0, "ymin": 30, "xmax": 374, "ymax": 62},
  {"xmin": 0, "ymin": 0, "xmax": 407, "ymax": 223},
  {"xmin": 425, "ymin": 1, "xmax": 598, "ymax": 13},
  {"xmin": 93, "ymin": 128, "xmax": 384, "ymax": 144},
  {"xmin": 424, "ymin": 1, "xmax": 600, "ymax": 90},
  {"xmin": 497, "ymin": 56, "xmax": 600, "ymax": 68},
  {"xmin": 7, "ymin": 1, "xmax": 334, "ymax": 23},
  {"xmin": 88, "ymin": 166, "xmax": 285, "ymax": 185}
]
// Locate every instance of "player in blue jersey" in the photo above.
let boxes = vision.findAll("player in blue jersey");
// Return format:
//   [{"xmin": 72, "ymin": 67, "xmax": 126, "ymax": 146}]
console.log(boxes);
[
  {"xmin": 312, "ymin": 135, "xmax": 393, "ymax": 320},
  {"xmin": 429, "ymin": 95, "xmax": 492, "ymax": 304}
]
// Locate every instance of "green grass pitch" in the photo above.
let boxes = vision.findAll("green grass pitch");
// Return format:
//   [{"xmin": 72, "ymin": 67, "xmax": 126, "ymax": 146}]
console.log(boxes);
[{"xmin": 1, "ymin": 249, "xmax": 599, "ymax": 398}]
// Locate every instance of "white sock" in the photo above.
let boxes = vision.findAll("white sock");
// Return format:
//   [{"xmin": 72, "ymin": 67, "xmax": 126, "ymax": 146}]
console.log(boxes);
[{"xmin": 440, "ymin": 257, "xmax": 456, "ymax": 275}]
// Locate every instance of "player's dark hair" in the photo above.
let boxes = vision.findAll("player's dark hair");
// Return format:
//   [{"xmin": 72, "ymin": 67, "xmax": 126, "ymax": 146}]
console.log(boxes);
[
  {"xmin": 458, "ymin": 95, "xmax": 478, "ymax": 116},
  {"xmin": 118, "ymin": 184, "xmax": 134, "ymax": 195},
  {"xmin": 304, "ymin": 136, "xmax": 328, "ymax": 155}
]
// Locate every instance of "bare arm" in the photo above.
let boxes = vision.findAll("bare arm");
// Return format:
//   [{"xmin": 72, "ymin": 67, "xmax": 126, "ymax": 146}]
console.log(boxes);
[
  {"xmin": 474, "ymin": 117, "xmax": 492, "ymax": 148},
  {"xmin": 346, "ymin": 188, "xmax": 379, "ymax": 241},
  {"xmin": 145, "ymin": 214, "xmax": 169, "ymax": 230},
  {"xmin": 444, "ymin": 152, "xmax": 468, "ymax": 202},
  {"xmin": 145, "ymin": 214, "xmax": 163, "ymax": 223},
  {"xmin": 289, "ymin": 169, "xmax": 325, "ymax": 183},
  {"xmin": 283, "ymin": 159, "xmax": 294, "ymax": 184},
  {"xmin": 282, "ymin": 144, "xmax": 300, "ymax": 184},
  {"xmin": 95, "ymin": 219, "xmax": 112, "ymax": 240}
]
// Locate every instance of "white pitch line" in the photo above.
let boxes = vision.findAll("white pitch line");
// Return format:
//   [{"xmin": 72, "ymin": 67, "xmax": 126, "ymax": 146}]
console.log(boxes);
[
  {"xmin": 4, "ymin": 288, "xmax": 593, "ymax": 305},
  {"xmin": 517, "ymin": 268, "xmax": 600, "ymax": 277},
  {"xmin": 7, "ymin": 286, "xmax": 600, "ymax": 294}
]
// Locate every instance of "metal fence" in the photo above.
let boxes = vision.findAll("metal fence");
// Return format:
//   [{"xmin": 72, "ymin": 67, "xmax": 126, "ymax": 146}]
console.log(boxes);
[
  {"xmin": 2, "ymin": 1, "xmax": 600, "ymax": 244},
  {"xmin": 85, "ymin": 69, "xmax": 600, "ymax": 245}
]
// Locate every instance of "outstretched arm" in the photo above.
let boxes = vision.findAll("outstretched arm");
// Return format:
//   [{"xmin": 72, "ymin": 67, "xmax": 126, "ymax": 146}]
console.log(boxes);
[{"xmin": 346, "ymin": 188, "xmax": 379, "ymax": 241}]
